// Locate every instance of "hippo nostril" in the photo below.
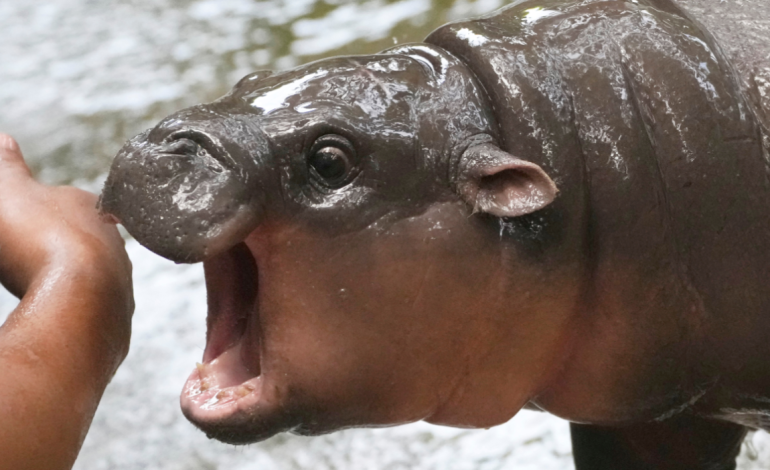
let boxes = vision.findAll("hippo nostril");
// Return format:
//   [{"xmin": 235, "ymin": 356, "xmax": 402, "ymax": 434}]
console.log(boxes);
[
  {"xmin": 163, "ymin": 138, "xmax": 201, "ymax": 156},
  {"xmin": 163, "ymin": 129, "xmax": 234, "ymax": 172}
]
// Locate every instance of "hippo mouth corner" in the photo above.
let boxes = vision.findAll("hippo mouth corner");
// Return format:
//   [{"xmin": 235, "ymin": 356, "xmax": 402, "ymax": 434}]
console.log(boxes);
[{"xmin": 180, "ymin": 241, "xmax": 276, "ymax": 439}]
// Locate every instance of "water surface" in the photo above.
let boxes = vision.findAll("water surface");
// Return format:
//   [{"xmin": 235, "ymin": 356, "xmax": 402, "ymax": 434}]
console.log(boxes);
[{"xmin": 1, "ymin": 0, "xmax": 502, "ymax": 183}]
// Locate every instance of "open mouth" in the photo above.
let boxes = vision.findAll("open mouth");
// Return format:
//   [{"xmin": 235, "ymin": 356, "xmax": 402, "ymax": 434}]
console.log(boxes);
[{"xmin": 180, "ymin": 242, "xmax": 266, "ymax": 423}]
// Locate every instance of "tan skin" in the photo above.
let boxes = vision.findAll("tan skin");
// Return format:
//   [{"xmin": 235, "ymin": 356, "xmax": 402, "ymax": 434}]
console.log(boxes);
[{"xmin": 0, "ymin": 134, "xmax": 133, "ymax": 470}]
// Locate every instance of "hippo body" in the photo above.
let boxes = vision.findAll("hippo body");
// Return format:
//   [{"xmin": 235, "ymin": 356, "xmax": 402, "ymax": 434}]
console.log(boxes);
[{"xmin": 100, "ymin": 0, "xmax": 770, "ymax": 468}]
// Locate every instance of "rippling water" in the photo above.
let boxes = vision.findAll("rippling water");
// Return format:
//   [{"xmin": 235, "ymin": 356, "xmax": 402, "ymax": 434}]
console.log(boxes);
[{"xmin": 2, "ymin": 0, "xmax": 770, "ymax": 468}]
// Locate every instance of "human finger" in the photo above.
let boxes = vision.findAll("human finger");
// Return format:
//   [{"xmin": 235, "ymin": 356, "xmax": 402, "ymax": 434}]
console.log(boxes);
[{"xmin": 0, "ymin": 133, "xmax": 34, "ymax": 191}]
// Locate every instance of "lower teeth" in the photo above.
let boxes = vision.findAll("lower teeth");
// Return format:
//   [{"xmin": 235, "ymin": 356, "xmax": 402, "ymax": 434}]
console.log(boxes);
[
  {"xmin": 193, "ymin": 361, "xmax": 255, "ymax": 400},
  {"xmin": 236, "ymin": 384, "xmax": 255, "ymax": 397}
]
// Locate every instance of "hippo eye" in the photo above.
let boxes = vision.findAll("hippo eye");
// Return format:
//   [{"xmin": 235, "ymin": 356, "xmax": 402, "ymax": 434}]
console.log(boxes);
[{"xmin": 308, "ymin": 135, "xmax": 357, "ymax": 188}]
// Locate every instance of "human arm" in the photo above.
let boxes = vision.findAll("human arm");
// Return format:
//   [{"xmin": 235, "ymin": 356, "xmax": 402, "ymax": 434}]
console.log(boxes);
[{"xmin": 0, "ymin": 134, "xmax": 134, "ymax": 470}]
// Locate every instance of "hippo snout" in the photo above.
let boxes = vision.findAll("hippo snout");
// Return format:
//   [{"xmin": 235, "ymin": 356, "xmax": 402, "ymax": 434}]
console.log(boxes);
[{"xmin": 99, "ymin": 118, "xmax": 267, "ymax": 263}]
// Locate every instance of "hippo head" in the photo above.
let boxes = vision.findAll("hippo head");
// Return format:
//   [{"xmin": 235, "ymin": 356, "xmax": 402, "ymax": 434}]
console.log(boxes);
[{"xmin": 100, "ymin": 44, "xmax": 561, "ymax": 443}]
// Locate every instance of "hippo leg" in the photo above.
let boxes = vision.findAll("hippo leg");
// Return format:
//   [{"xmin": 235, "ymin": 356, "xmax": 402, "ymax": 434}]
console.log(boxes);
[{"xmin": 570, "ymin": 415, "xmax": 747, "ymax": 470}]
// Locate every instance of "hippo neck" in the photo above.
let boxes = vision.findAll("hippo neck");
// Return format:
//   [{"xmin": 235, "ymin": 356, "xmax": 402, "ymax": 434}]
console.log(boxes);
[{"xmin": 427, "ymin": 0, "xmax": 770, "ymax": 423}]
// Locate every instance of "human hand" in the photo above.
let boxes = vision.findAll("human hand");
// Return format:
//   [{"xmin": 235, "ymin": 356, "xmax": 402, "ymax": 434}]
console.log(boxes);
[{"xmin": 0, "ymin": 134, "xmax": 130, "ymax": 299}]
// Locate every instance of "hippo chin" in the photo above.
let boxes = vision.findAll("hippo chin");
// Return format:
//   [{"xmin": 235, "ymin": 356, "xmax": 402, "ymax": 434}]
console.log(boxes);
[{"xmin": 101, "ymin": 0, "xmax": 770, "ymax": 467}]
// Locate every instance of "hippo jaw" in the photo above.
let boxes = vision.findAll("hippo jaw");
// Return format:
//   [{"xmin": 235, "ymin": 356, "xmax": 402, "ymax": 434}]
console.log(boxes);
[{"xmin": 179, "ymin": 243, "xmax": 283, "ymax": 442}]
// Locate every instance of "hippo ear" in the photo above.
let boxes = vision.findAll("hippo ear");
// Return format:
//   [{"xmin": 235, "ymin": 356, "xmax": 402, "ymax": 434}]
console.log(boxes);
[{"xmin": 456, "ymin": 143, "xmax": 558, "ymax": 217}]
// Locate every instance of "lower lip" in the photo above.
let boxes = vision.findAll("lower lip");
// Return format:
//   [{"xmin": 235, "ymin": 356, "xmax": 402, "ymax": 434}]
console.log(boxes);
[
  {"xmin": 184, "ymin": 370, "xmax": 263, "ymax": 411},
  {"xmin": 181, "ymin": 360, "xmax": 264, "ymax": 420}
]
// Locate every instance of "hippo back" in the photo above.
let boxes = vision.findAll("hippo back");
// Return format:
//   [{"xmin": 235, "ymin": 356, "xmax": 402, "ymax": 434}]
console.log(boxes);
[
  {"xmin": 673, "ymin": 0, "xmax": 770, "ymax": 134},
  {"xmin": 427, "ymin": 0, "xmax": 770, "ymax": 420}
]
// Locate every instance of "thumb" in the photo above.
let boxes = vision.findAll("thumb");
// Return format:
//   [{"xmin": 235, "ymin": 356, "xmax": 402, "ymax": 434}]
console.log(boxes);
[{"xmin": 0, "ymin": 134, "xmax": 34, "ymax": 184}]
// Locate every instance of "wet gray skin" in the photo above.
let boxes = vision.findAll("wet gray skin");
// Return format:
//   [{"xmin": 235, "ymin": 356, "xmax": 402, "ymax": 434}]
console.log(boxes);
[
  {"xmin": 100, "ymin": 48, "xmax": 500, "ymax": 263},
  {"xmin": 102, "ymin": 0, "xmax": 770, "ymax": 467}
]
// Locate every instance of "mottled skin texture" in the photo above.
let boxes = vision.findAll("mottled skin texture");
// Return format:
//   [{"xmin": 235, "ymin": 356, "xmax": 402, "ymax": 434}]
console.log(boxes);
[{"xmin": 101, "ymin": 0, "xmax": 770, "ymax": 468}]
